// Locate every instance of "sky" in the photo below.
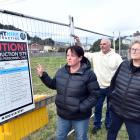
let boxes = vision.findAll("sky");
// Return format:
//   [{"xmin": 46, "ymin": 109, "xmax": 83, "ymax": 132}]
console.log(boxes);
[{"xmin": 0, "ymin": 0, "xmax": 140, "ymax": 37}]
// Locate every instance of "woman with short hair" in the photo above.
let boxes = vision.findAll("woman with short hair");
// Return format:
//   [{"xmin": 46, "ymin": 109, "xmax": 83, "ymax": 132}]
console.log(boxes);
[
  {"xmin": 36, "ymin": 45, "xmax": 100, "ymax": 140},
  {"xmin": 107, "ymin": 39, "xmax": 140, "ymax": 140}
]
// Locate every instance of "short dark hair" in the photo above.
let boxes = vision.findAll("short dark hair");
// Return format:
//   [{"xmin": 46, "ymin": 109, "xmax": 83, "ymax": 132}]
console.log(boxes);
[
  {"xmin": 66, "ymin": 45, "xmax": 84, "ymax": 57},
  {"xmin": 66, "ymin": 45, "xmax": 88, "ymax": 63}
]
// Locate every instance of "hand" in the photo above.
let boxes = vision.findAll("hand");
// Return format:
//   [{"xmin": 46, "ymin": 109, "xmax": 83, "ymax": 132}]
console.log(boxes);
[
  {"xmin": 74, "ymin": 36, "xmax": 80, "ymax": 42},
  {"xmin": 36, "ymin": 64, "xmax": 44, "ymax": 77},
  {"xmin": 71, "ymin": 34, "xmax": 80, "ymax": 42}
]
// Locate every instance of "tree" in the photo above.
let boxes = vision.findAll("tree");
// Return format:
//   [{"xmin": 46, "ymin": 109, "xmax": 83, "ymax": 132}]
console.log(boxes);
[
  {"xmin": 90, "ymin": 39, "xmax": 101, "ymax": 52},
  {"xmin": 133, "ymin": 31, "xmax": 140, "ymax": 37},
  {"xmin": 0, "ymin": 22, "xmax": 31, "ymax": 40},
  {"xmin": 115, "ymin": 37, "xmax": 128, "ymax": 50},
  {"xmin": 44, "ymin": 38, "xmax": 55, "ymax": 46},
  {"xmin": 30, "ymin": 36, "xmax": 44, "ymax": 45}
]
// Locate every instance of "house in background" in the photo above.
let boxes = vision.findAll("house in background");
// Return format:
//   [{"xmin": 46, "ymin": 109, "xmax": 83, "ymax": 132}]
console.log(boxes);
[
  {"xmin": 43, "ymin": 45, "xmax": 57, "ymax": 52},
  {"xmin": 28, "ymin": 43, "xmax": 43, "ymax": 53}
]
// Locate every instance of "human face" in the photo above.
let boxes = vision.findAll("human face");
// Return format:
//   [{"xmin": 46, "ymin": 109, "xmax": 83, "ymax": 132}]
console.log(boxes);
[
  {"xmin": 100, "ymin": 39, "xmax": 111, "ymax": 54},
  {"xmin": 66, "ymin": 49, "xmax": 82, "ymax": 67},
  {"xmin": 130, "ymin": 43, "xmax": 140, "ymax": 60}
]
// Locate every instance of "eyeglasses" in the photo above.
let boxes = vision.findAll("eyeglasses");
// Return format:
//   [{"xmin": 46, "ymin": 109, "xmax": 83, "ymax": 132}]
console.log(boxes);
[
  {"xmin": 100, "ymin": 43, "xmax": 106, "ymax": 46},
  {"xmin": 131, "ymin": 48, "xmax": 140, "ymax": 53}
]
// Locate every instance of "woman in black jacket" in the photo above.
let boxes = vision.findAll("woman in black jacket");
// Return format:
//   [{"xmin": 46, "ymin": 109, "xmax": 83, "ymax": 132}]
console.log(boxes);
[
  {"xmin": 107, "ymin": 39, "xmax": 140, "ymax": 140},
  {"xmin": 36, "ymin": 45, "xmax": 99, "ymax": 140}
]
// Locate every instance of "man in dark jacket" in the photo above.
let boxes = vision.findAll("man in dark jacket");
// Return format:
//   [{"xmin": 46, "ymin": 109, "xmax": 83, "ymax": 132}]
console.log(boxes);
[
  {"xmin": 36, "ymin": 45, "xmax": 100, "ymax": 140},
  {"xmin": 107, "ymin": 39, "xmax": 140, "ymax": 140}
]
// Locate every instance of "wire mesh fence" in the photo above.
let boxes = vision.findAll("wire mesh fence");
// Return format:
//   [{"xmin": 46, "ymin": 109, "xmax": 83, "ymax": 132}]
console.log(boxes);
[{"xmin": 0, "ymin": 9, "xmax": 112, "ymax": 51}]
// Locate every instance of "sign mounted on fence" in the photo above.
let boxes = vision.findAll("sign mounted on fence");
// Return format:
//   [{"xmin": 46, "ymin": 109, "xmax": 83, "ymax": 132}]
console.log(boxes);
[{"xmin": 0, "ymin": 29, "xmax": 35, "ymax": 123}]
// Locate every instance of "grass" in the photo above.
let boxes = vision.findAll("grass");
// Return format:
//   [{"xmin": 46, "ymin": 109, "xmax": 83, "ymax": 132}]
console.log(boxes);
[
  {"xmin": 30, "ymin": 56, "xmax": 66, "ymax": 95},
  {"xmin": 25, "ymin": 56, "xmax": 128, "ymax": 140},
  {"xmin": 88, "ymin": 121, "xmax": 128, "ymax": 140}
]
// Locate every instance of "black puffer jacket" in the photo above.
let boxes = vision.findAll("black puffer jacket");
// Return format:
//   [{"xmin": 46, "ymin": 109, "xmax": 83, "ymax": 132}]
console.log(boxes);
[
  {"xmin": 40, "ymin": 58, "xmax": 99, "ymax": 120},
  {"xmin": 110, "ymin": 60, "xmax": 140, "ymax": 122}
]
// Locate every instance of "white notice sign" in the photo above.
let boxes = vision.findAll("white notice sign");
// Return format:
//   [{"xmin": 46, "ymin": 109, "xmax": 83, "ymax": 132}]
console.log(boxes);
[{"xmin": 0, "ymin": 29, "xmax": 35, "ymax": 123}]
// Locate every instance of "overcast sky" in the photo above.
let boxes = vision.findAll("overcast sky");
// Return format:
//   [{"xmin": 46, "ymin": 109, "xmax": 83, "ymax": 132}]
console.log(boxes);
[{"xmin": 0, "ymin": 0, "xmax": 140, "ymax": 36}]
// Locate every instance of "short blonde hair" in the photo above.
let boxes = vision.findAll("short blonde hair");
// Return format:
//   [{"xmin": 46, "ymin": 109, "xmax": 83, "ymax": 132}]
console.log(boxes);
[
  {"xmin": 128, "ymin": 39, "xmax": 140, "ymax": 59},
  {"xmin": 101, "ymin": 38, "xmax": 111, "ymax": 47},
  {"xmin": 129, "ymin": 39, "xmax": 140, "ymax": 48}
]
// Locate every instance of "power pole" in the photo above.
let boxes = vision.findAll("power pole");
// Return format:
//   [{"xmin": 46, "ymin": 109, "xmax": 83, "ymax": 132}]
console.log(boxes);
[
  {"xmin": 113, "ymin": 32, "xmax": 116, "ymax": 52},
  {"xmin": 85, "ymin": 37, "xmax": 88, "ymax": 50},
  {"xmin": 119, "ymin": 31, "xmax": 121, "ymax": 55}
]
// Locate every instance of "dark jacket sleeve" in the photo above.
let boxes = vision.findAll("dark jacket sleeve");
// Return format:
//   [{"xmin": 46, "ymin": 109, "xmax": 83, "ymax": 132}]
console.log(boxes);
[
  {"xmin": 79, "ymin": 71, "xmax": 100, "ymax": 112},
  {"xmin": 109, "ymin": 62, "xmax": 122, "ymax": 95},
  {"xmin": 40, "ymin": 72, "xmax": 56, "ymax": 90}
]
